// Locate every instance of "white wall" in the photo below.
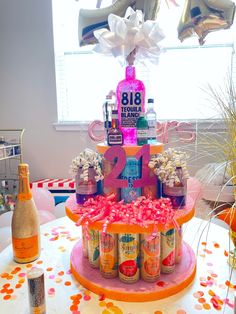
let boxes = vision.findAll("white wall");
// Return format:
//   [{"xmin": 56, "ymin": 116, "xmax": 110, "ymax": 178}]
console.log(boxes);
[{"xmin": 0, "ymin": 0, "xmax": 96, "ymax": 181}]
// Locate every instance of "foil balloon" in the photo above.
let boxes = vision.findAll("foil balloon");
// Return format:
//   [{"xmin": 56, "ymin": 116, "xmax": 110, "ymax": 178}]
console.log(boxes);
[
  {"xmin": 178, "ymin": 0, "xmax": 235, "ymax": 45},
  {"xmin": 78, "ymin": 0, "xmax": 161, "ymax": 46}
]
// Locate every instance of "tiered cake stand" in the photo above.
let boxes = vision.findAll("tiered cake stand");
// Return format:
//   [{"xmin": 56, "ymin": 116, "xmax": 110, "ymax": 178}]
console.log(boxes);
[{"xmin": 65, "ymin": 194, "xmax": 196, "ymax": 302}]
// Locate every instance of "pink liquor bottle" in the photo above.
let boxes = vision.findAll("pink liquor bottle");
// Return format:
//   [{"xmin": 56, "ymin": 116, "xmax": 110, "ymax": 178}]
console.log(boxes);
[{"xmin": 116, "ymin": 66, "xmax": 145, "ymax": 145}]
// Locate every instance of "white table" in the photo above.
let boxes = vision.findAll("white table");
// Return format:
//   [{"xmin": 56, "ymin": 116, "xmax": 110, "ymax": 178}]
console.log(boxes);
[{"xmin": 0, "ymin": 216, "xmax": 235, "ymax": 314}]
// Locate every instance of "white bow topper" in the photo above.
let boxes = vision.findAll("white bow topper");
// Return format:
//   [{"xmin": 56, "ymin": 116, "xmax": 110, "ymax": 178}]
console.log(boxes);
[{"xmin": 93, "ymin": 7, "xmax": 165, "ymax": 64}]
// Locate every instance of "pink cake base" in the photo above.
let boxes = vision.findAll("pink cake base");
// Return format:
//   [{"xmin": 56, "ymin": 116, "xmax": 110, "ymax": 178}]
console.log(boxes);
[{"xmin": 70, "ymin": 240, "xmax": 196, "ymax": 302}]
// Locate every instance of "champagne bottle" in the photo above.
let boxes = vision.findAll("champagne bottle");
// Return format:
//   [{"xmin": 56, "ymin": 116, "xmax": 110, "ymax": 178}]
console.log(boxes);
[{"xmin": 11, "ymin": 164, "xmax": 40, "ymax": 263}]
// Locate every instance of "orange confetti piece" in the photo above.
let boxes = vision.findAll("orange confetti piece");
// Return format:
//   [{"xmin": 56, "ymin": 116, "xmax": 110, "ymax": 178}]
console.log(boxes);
[
  {"xmin": 154, "ymin": 311, "xmax": 163, "ymax": 314},
  {"xmin": 208, "ymin": 290, "xmax": 215, "ymax": 296},
  {"xmin": 46, "ymin": 267, "xmax": 53, "ymax": 271},
  {"xmin": 224, "ymin": 250, "xmax": 229, "ymax": 257},
  {"xmin": 200, "ymin": 282, "xmax": 207, "ymax": 287},
  {"xmin": 6, "ymin": 289, "xmax": 14, "ymax": 294},
  {"xmin": 3, "ymin": 294, "xmax": 11, "ymax": 300},
  {"xmin": 3, "ymin": 283, "xmax": 10, "ymax": 289},
  {"xmin": 26, "ymin": 264, "xmax": 32, "ymax": 268},
  {"xmin": 99, "ymin": 301, "xmax": 107, "ymax": 307},
  {"xmin": 6, "ymin": 275, "xmax": 13, "ymax": 280},
  {"xmin": 201, "ymin": 242, "xmax": 207, "ymax": 246},
  {"xmin": 198, "ymin": 297, "xmax": 206, "ymax": 303},
  {"xmin": 203, "ymin": 303, "xmax": 211, "ymax": 310},
  {"xmin": 15, "ymin": 284, "xmax": 22, "ymax": 289},
  {"xmin": 211, "ymin": 273, "xmax": 218, "ymax": 278},
  {"xmin": 58, "ymin": 271, "xmax": 64, "ymax": 276},
  {"xmin": 213, "ymin": 242, "xmax": 220, "ymax": 248},
  {"xmin": 36, "ymin": 260, "xmax": 43, "ymax": 264},
  {"xmin": 18, "ymin": 279, "xmax": 25, "ymax": 284},
  {"xmin": 1, "ymin": 273, "xmax": 9, "ymax": 278},
  {"xmin": 64, "ymin": 281, "xmax": 71, "ymax": 286},
  {"xmin": 70, "ymin": 304, "xmax": 78, "ymax": 311},
  {"xmin": 106, "ymin": 302, "xmax": 114, "ymax": 308},
  {"xmin": 225, "ymin": 280, "xmax": 230, "ymax": 287},
  {"xmin": 84, "ymin": 290, "xmax": 91, "ymax": 296}
]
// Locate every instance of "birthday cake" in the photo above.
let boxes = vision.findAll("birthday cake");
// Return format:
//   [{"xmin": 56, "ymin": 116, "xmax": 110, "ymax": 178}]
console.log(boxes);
[{"xmin": 65, "ymin": 5, "xmax": 197, "ymax": 302}]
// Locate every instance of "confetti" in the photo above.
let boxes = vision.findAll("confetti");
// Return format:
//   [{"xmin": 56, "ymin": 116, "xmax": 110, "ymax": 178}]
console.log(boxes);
[
  {"xmin": 46, "ymin": 267, "xmax": 53, "ymax": 272},
  {"xmin": 99, "ymin": 301, "xmax": 106, "ymax": 307},
  {"xmin": 176, "ymin": 310, "xmax": 187, "ymax": 314},
  {"xmin": 49, "ymin": 275, "xmax": 55, "ymax": 280},
  {"xmin": 198, "ymin": 297, "xmax": 206, "ymax": 303},
  {"xmin": 58, "ymin": 271, "xmax": 64, "ymax": 276},
  {"xmin": 193, "ymin": 291, "xmax": 204, "ymax": 298},
  {"xmin": 3, "ymin": 294, "xmax": 11, "ymax": 300},
  {"xmin": 18, "ymin": 273, "xmax": 26, "ymax": 278},
  {"xmin": 213, "ymin": 242, "xmax": 220, "ymax": 248},
  {"xmin": 203, "ymin": 303, "xmax": 211, "ymax": 310},
  {"xmin": 48, "ymin": 288, "xmax": 55, "ymax": 296},
  {"xmin": 64, "ymin": 281, "xmax": 72, "ymax": 286},
  {"xmin": 194, "ymin": 304, "xmax": 203, "ymax": 310},
  {"xmin": 83, "ymin": 295, "xmax": 91, "ymax": 301},
  {"xmin": 55, "ymin": 278, "xmax": 62, "ymax": 283}
]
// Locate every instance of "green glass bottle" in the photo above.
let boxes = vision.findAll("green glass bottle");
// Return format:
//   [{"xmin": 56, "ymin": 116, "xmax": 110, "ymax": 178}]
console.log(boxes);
[{"xmin": 136, "ymin": 112, "xmax": 148, "ymax": 146}]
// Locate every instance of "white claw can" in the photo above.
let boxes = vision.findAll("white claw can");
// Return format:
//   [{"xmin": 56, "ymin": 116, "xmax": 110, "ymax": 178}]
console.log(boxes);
[
  {"xmin": 141, "ymin": 233, "xmax": 161, "ymax": 282},
  {"xmin": 161, "ymin": 229, "xmax": 175, "ymax": 273},
  {"xmin": 99, "ymin": 232, "xmax": 118, "ymax": 279},
  {"xmin": 82, "ymin": 225, "xmax": 88, "ymax": 258},
  {"xmin": 175, "ymin": 226, "xmax": 183, "ymax": 264},
  {"xmin": 118, "ymin": 233, "xmax": 140, "ymax": 283},
  {"xmin": 88, "ymin": 229, "xmax": 100, "ymax": 268}
]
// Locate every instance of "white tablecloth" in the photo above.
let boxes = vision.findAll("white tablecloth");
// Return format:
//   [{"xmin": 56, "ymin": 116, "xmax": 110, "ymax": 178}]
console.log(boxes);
[{"xmin": 0, "ymin": 216, "xmax": 235, "ymax": 314}]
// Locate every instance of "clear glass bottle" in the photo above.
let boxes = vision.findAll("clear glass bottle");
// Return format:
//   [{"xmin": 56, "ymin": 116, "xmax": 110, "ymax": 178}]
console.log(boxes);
[
  {"xmin": 103, "ymin": 94, "xmax": 116, "ymax": 142},
  {"xmin": 107, "ymin": 110, "xmax": 123, "ymax": 146},
  {"xmin": 146, "ymin": 98, "xmax": 157, "ymax": 144},
  {"xmin": 136, "ymin": 112, "xmax": 148, "ymax": 146},
  {"xmin": 116, "ymin": 66, "xmax": 145, "ymax": 145},
  {"xmin": 11, "ymin": 164, "xmax": 40, "ymax": 263}
]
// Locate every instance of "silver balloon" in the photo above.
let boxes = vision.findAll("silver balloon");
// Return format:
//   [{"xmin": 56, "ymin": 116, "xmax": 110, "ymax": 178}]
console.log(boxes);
[
  {"xmin": 178, "ymin": 0, "xmax": 235, "ymax": 45},
  {"xmin": 79, "ymin": 0, "xmax": 161, "ymax": 46}
]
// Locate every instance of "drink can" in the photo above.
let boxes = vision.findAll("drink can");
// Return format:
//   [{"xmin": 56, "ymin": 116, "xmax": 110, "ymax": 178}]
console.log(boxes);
[
  {"xmin": 87, "ymin": 229, "xmax": 100, "ymax": 268},
  {"xmin": 141, "ymin": 233, "xmax": 160, "ymax": 282},
  {"xmin": 99, "ymin": 232, "xmax": 118, "ymax": 278},
  {"xmin": 175, "ymin": 226, "xmax": 183, "ymax": 264},
  {"xmin": 82, "ymin": 225, "xmax": 88, "ymax": 258},
  {"xmin": 161, "ymin": 229, "xmax": 175, "ymax": 273},
  {"xmin": 120, "ymin": 157, "xmax": 141, "ymax": 203},
  {"xmin": 27, "ymin": 268, "xmax": 46, "ymax": 314},
  {"xmin": 118, "ymin": 233, "xmax": 140, "ymax": 283},
  {"xmin": 102, "ymin": 157, "xmax": 120, "ymax": 201},
  {"xmin": 75, "ymin": 167, "xmax": 97, "ymax": 205}
]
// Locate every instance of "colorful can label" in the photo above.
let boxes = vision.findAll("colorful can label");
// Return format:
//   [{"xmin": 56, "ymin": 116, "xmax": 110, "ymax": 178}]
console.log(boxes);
[
  {"xmin": 82, "ymin": 225, "xmax": 88, "ymax": 258},
  {"xmin": 175, "ymin": 226, "xmax": 183, "ymax": 264},
  {"xmin": 102, "ymin": 157, "xmax": 120, "ymax": 201},
  {"xmin": 118, "ymin": 233, "xmax": 140, "ymax": 283},
  {"xmin": 99, "ymin": 232, "xmax": 118, "ymax": 278},
  {"xmin": 120, "ymin": 158, "xmax": 141, "ymax": 203},
  {"xmin": 75, "ymin": 168, "xmax": 97, "ymax": 205},
  {"xmin": 87, "ymin": 229, "xmax": 100, "ymax": 268},
  {"xmin": 141, "ymin": 233, "xmax": 160, "ymax": 282},
  {"xmin": 161, "ymin": 229, "xmax": 175, "ymax": 273}
]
